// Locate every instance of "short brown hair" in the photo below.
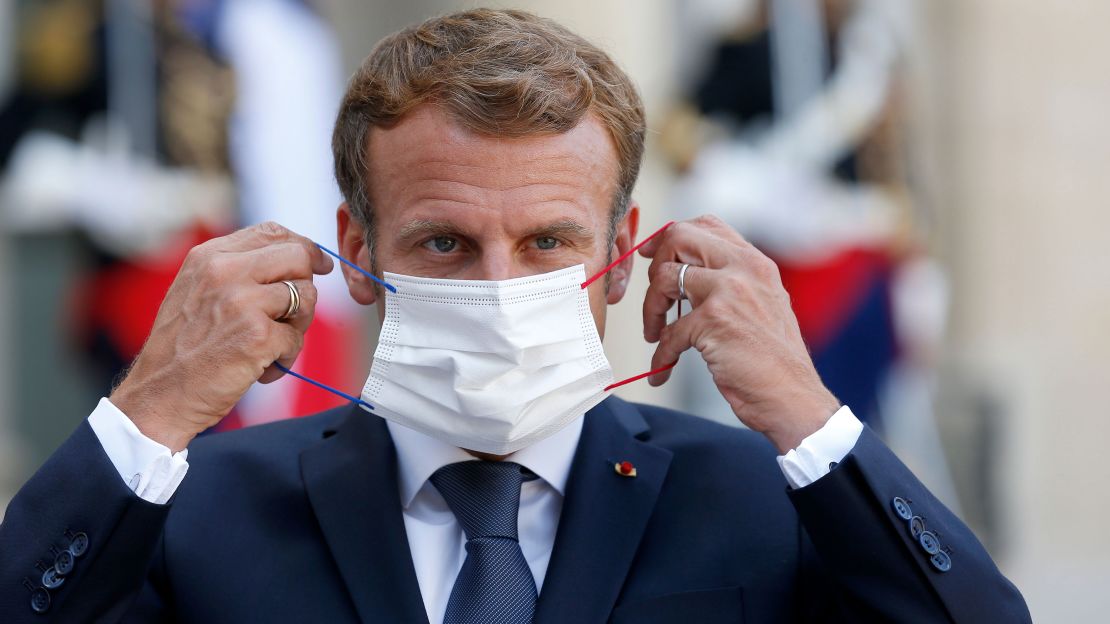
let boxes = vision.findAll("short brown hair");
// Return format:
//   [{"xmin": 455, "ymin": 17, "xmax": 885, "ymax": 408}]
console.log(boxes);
[{"xmin": 332, "ymin": 8, "xmax": 645, "ymax": 250}]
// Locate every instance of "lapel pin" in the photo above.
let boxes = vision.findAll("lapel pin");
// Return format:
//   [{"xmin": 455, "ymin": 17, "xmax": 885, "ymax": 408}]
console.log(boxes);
[{"xmin": 614, "ymin": 460, "xmax": 637, "ymax": 477}]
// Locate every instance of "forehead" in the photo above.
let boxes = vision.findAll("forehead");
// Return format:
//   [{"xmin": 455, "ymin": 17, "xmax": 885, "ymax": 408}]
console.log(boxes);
[{"xmin": 364, "ymin": 105, "xmax": 619, "ymax": 222}]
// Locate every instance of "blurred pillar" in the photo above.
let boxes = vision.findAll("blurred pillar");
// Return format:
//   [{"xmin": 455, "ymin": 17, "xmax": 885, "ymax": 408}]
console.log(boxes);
[
  {"xmin": 0, "ymin": 0, "xmax": 13, "ymax": 93},
  {"xmin": 0, "ymin": 0, "xmax": 16, "ymax": 513},
  {"xmin": 927, "ymin": 0, "xmax": 1110, "ymax": 619},
  {"xmin": 0, "ymin": 232, "xmax": 102, "ymax": 516},
  {"xmin": 0, "ymin": 238, "xmax": 15, "ymax": 515}
]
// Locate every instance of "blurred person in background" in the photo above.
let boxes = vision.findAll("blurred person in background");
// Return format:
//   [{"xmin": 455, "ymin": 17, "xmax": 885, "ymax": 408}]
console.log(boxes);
[
  {"xmin": 0, "ymin": 0, "xmax": 361, "ymax": 432},
  {"xmin": 663, "ymin": 0, "xmax": 961, "ymax": 506},
  {"xmin": 0, "ymin": 8, "xmax": 1028, "ymax": 623}
]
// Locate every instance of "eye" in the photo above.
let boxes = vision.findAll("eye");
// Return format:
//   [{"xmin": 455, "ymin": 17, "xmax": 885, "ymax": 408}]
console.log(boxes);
[
  {"xmin": 535, "ymin": 236, "xmax": 560, "ymax": 250},
  {"xmin": 423, "ymin": 235, "xmax": 459, "ymax": 253}
]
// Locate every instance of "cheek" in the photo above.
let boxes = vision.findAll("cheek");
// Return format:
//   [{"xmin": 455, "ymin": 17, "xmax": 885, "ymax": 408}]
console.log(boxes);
[
  {"xmin": 375, "ymin": 297, "xmax": 386, "ymax": 327},
  {"xmin": 586, "ymin": 282, "xmax": 609, "ymax": 339}
]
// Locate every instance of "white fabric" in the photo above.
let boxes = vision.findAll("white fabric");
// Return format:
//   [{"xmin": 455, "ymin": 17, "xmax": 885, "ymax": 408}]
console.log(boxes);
[
  {"xmin": 217, "ymin": 0, "xmax": 352, "ymax": 428},
  {"xmin": 777, "ymin": 405, "xmax": 864, "ymax": 488},
  {"xmin": 363, "ymin": 265, "xmax": 614, "ymax": 455},
  {"xmin": 217, "ymin": 0, "xmax": 346, "ymax": 303},
  {"xmin": 86, "ymin": 398, "xmax": 189, "ymax": 505},
  {"xmin": 769, "ymin": 0, "xmax": 829, "ymax": 120},
  {"xmin": 387, "ymin": 416, "xmax": 582, "ymax": 624}
]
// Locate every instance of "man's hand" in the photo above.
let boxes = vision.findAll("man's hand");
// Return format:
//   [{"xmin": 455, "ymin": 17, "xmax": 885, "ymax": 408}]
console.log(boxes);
[
  {"xmin": 109, "ymin": 222, "xmax": 334, "ymax": 452},
  {"xmin": 639, "ymin": 215, "xmax": 841, "ymax": 454}
]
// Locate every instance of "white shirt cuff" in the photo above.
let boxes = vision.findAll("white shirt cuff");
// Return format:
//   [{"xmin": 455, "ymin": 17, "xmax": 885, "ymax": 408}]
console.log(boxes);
[
  {"xmin": 776, "ymin": 405, "xmax": 864, "ymax": 489},
  {"xmin": 87, "ymin": 397, "xmax": 190, "ymax": 504}
]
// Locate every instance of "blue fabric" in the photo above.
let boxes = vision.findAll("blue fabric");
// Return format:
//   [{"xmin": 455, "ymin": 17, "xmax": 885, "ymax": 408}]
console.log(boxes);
[
  {"xmin": 811, "ymin": 273, "xmax": 897, "ymax": 428},
  {"xmin": 0, "ymin": 397, "xmax": 1030, "ymax": 622},
  {"xmin": 431, "ymin": 462, "xmax": 537, "ymax": 624}
]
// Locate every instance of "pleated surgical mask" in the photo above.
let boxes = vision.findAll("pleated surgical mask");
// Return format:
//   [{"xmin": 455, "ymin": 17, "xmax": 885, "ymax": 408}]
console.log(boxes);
[{"xmin": 363, "ymin": 264, "xmax": 611, "ymax": 454}]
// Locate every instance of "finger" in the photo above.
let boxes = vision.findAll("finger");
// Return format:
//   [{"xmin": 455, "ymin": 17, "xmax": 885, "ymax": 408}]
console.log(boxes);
[
  {"xmin": 636, "ymin": 221, "xmax": 677, "ymax": 258},
  {"xmin": 640, "ymin": 220, "xmax": 738, "ymax": 267},
  {"xmin": 642, "ymin": 273, "xmax": 676, "ymax": 344},
  {"xmin": 207, "ymin": 223, "xmax": 334, "ymax": 274},
  {"xmin": 647, "ymin": 312, "xmax": 699, "ymax": 386},
  {"xmin": 688, "ymin": 214, "xmax": 751, "ymax": 247},
  {"xmin": 643, "ymin": 262, "xmax": 716, "ymax": 342},
  {"xmin": 281, "ymin": 279, "xmax": 318, "ymax": 335},
  {"xmin": 258, "ymin": 279, "xmax": 318, "ymax": 329},
  {"xmin": 258, "ymin": 321, "xmax": 306, "ymax": 384},
  {"xmin": 241, "ymin": 242, "xmax": 329, "ymax": 284},
  {"xmin": 205, "ymin": 221, "xmax": 295, "ymax": 252},
  {"xmin": 647, "ymin": 260, "xmax": 717, "ymax": 302}
]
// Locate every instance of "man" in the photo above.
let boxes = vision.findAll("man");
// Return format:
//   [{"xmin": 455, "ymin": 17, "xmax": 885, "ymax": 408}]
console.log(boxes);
[{"xmin": 0, "ymin": 9, "xmax": 1029, "ymax": 623}]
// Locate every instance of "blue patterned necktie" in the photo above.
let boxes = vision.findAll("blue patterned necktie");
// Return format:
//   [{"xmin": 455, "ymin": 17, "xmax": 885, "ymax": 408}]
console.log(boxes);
[{"xmin": 430, "ymin": 461, "xmax": 538, "ymax": 624}]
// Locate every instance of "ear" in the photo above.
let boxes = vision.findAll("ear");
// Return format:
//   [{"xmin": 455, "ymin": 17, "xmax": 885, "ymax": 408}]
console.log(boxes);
[
  {"xmin": 605, "ymin": 203, "xmax": 639, "ymax": 305},
  {"xmin": 336, "ymin": 203, "xmax": 378, "ymax": 306}
]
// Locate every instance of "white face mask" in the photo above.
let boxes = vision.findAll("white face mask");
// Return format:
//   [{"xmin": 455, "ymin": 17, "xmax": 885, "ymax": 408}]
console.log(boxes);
[{"xmin": 360, "ymin": 264, "xmax": 613, "ymax": 455}]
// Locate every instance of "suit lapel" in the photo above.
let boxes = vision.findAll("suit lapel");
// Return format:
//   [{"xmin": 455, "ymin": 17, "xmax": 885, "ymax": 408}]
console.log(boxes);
[
  {"xmin": 300, "ymin": 407, "xmax": 429, "ymax": 624},
  {"xmin": 534, "ymin": 397, "xmax": 673, "ymax": 624}
]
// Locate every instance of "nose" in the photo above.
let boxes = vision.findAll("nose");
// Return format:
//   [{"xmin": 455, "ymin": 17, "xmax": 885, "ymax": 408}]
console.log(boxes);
[{"xmin": 472, "ymin": 247, "xmax": 522, "ymax": 281}]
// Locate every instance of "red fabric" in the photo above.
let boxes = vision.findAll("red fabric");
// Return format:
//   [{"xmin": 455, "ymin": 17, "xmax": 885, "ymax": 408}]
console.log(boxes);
[
  {"xmin": 772, "ymin": 247, "xmax": 891, "ymax": 354},
  {"xmin": 74, "ymin": 224, "xmax": 223, "ymax": 359},
  {"xmin": 291, "ymin": 312, "xmax": 359, "ymax": 417}
]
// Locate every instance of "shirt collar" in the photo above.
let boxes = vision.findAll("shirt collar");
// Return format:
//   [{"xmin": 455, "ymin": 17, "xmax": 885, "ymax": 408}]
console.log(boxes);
[{"xmin": 386, "ymin": 416, "xmax": 585, "ymax": 510}]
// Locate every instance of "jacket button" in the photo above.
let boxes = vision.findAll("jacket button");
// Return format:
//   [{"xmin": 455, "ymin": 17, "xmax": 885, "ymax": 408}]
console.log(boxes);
[
  {"xmin": 41, "ymin": 567, "xmax": 65, "ymax": 589},
  {"xmin": 930, "ymin": 550, "xmax": 952, "ymax": 572},
  {"xmin": 54, "ymin": 550, "xmax": 75, "ymax": 575},
  {"xmin": 891, "ymin": 497, "xmax": 913, "ymax": 520},
  {"xmin": 68, "ymin": 532, "xmax": 89, "ymax": 558},
  {"xmin": 908, "ymin": 515, "xmax": 925, "ymax": 540},
  {"xmin": 30, "ymin": 587, "xmax": 51, "ymax": 613},
  {"xmin": 919, "ymin": 530, "xmax": 941, "ymax": 555}
]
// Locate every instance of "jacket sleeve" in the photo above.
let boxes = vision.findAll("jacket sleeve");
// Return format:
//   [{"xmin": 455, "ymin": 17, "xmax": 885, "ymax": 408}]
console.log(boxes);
[
  {"xmin": 0, "ymin": 421, "xmax": 171, "ymax": 622},
  {"xmin": 787, "ymin": 426, "xmax": 1031, "ymax": 623}
]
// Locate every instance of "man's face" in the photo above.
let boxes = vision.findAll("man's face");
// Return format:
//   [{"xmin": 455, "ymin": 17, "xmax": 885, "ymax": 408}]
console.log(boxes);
[{"xmin": 337, "ymin": 104, "xmax": 639, "ymax": 338}]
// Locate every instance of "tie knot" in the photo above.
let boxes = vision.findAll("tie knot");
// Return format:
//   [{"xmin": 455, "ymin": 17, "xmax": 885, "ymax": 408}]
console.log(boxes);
[{"xmin": 430, "ymin": 461, "xmax": 530, "ymax": 541}]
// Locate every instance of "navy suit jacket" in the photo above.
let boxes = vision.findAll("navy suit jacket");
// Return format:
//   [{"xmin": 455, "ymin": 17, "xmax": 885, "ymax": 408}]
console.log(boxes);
[{"xmin": 1, "ymin": 397, "xmax": 1030, "ymax": 622}]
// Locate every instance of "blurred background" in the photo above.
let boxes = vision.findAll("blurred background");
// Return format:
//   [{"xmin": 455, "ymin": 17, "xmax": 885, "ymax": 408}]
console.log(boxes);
[{"xmin": 0, "ymin": 0, "xmax": 1106, "ymax": 619}]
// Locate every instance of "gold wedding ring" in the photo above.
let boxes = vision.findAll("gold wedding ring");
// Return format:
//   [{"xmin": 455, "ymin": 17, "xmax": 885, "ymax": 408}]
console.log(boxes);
[
  {"xmin": 279, "ymin": 280, "xmax": 300, "ymax": 321},
  {"xmin": 678, "ymin": 263, "xmax": 691, "ymax": 301}
]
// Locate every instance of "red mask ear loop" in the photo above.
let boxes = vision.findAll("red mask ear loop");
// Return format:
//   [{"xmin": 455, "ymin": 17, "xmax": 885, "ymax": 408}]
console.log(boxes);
[
  {"xmin": 579, "ymin": 222, "xmax": 682, "ymax": 392},
  {"xmin": 581, "ymin": 221, "xmax": 675, "ymax": 289}
]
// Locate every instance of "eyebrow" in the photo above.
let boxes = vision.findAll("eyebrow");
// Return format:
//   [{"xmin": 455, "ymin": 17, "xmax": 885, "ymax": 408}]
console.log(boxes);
[
  {"xmin": 396, "ymin": 220, "xmax": 461, "ymax": 243},
  {"xmin": 395, "ymin": 218, "xmax": 595, "ymax": 243},
  {"xmin": 525, "ymin": 219, "xmax": 594, "ymax": 241}
]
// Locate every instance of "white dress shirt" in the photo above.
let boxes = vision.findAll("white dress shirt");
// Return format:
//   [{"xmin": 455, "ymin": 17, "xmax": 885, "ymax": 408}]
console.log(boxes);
[
  {"xmin": 87, "ymin": 398, "xmax": 189, "ymax": 505},
  {"xmin": 86, "ymin": 399, "xmax": 862, "ymax": 623}
]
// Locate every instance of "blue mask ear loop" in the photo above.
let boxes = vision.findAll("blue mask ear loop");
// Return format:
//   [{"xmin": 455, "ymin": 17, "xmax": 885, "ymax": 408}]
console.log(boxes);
[
  {"xmin": 273, "ymin": 363, "xmax": 376, "ymax": 411},
  {"xmin": 270, "ymin": 242, "xmax": 398, "ymax": 411},
  {"xmin": 316, "ymin": 243, "xmax": 397, "ymax": 293}
]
